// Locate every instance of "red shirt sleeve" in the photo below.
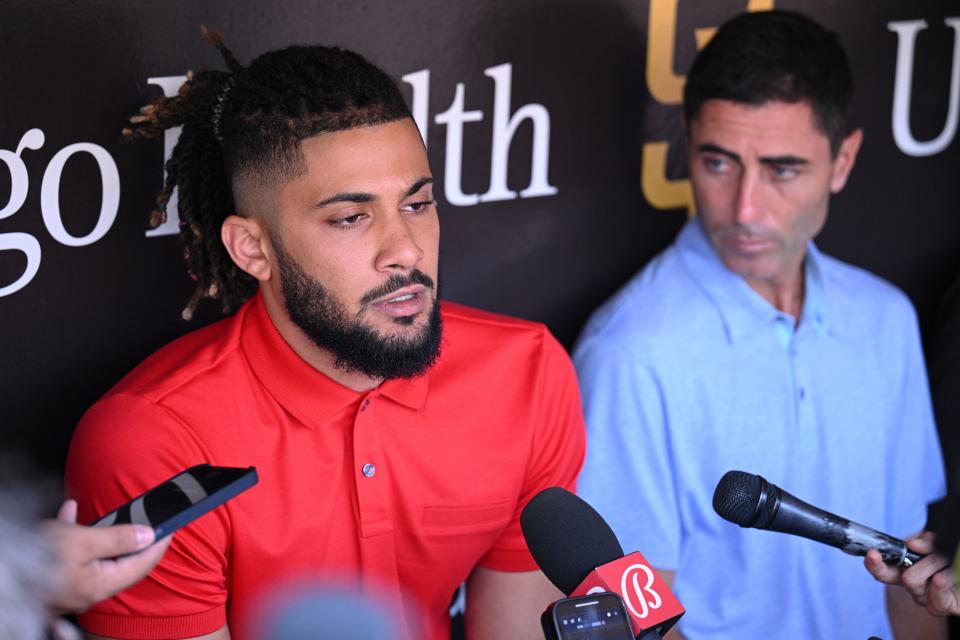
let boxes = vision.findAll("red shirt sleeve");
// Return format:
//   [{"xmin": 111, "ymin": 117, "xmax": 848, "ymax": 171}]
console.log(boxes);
[
  {"xmin": 65, "ymin": 393, "xmax": 231, "ymax": 639},
  {"xmin": 477, "ymin": 329, "xmax": 587, "ymax": 571}
]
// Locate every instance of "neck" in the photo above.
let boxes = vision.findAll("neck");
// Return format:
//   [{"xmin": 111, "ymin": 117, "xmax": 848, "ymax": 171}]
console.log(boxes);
[
  {"xmin": 746, "ymin": 267, "xmax": 805, "ymax": 321},
  {"xmin": 260, "ymin": 287, "xmax": 383, "ymax": 392}
]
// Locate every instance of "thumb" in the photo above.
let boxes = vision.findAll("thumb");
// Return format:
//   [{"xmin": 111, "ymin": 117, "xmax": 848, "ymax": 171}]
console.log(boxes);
[
  {"xmin": 57, "ymin": 499, "xmax": 78, "ymax": 524},
  {"xmin": 79, "ymin": 524, "xmax": 155, "ymax": 560}
]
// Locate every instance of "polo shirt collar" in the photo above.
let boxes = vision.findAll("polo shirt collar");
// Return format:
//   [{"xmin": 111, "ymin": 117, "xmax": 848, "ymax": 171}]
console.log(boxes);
[
  {"xmin": 239, "ymin": 292, "xmax": 430, "ymax": 428},
  {"xmin": 376, "ymin": 369, "xmax": 430, "ymax": 411},
  {"xmin": 675, "ymin": 219, "xmax": 830, "ymax": 344},
  {"xmin": 801, "ymin": 245, "xmax": 829, "ymax": 338}
]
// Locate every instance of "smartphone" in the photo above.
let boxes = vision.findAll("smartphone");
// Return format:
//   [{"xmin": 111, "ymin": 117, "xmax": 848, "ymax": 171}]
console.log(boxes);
[
  {"xmin": 91, "ymin": 464, "xmax": 258, "ymax": 540},
  {"xmin": 541, "ymin": 592, "xmax": 635, "ymax": 640}
]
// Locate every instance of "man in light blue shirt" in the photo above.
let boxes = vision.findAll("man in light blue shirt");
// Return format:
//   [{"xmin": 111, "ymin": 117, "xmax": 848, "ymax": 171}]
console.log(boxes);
[{"xmin": 574, "ymin": 10, "xmax": 945, "ymax": 639}]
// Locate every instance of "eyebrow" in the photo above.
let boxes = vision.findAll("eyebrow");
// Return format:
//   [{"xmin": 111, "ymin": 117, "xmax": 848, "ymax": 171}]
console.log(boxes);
[
  {"xmin": 697, "ymin": 143, "xmax": 809, "ymax": 167},
  {"xmin": 317, "ymin": 192, "xmax": 374, "ymax": 207},
  {"xmin": 404, "ymin": 177, "xmax": 434, "ymax": 198},
  {"xmin": 315, "ymin": 177, "xmax": 434, "ymax": 208}
]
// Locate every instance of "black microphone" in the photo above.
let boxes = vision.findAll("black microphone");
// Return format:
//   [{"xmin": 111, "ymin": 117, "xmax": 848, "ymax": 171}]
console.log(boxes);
[
  {"xmin": 712, "ymin": 470, "xmax": 924, "ymax": 567},
  {"xmin": 520, "ymin": 486, "xmax": 624, "ymax": 595},
  {"xmin": 521, "ymin": 487, "xmax": 685, "ymax": 639}
]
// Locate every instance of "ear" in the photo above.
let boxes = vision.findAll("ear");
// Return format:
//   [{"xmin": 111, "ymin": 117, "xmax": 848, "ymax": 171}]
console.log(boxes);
[
  {"xmin": 221, "ymin": 215, "xmax": 273, "ymax": 282},
  {"xmin": 829, "ymin": 128, "xmax": 863, "ymax": 194}
]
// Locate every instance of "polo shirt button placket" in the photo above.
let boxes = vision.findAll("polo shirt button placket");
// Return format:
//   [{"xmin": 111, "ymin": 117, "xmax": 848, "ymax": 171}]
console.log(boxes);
[
  {"xmin": 357, "ymin": 400, "xmax": 375, "ymax": 477},
  {"xmin": 354, "ymin": 393, "xmax": 391, "ymax": 538}
]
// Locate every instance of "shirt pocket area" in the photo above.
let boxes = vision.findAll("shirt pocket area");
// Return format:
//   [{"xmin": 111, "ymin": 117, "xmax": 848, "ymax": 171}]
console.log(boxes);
[{"xmin": 421, "ymin": 499, "xmax": 514, "ymax": 535}]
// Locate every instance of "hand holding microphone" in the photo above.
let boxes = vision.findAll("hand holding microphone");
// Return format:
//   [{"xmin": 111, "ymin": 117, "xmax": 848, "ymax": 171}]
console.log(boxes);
[
  {"xmin": 712, "ymin": 470, "xmax": 924, "ymax": 567},
  {"xmin": 715, "ymin": 467, "xmax": 960, "ymax": 617},
  {"xmin": 865, "ymin": 531, "xmax": 959, "ymax": 617}
]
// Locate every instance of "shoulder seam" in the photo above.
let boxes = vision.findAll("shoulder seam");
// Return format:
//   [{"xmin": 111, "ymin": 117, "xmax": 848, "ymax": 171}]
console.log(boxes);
[
  {"xmin": 107, "ymin": 392, "xmax": 217, "ymax": 461},
  {"xmin": 147, "ymin": 340, "xmax": 245, "ymax": 405}
]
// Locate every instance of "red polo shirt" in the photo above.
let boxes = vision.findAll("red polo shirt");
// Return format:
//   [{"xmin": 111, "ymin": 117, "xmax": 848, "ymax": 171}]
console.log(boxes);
[{"xmin": 66, "ymin": 293, "xmax": 585, "ymax": 639}]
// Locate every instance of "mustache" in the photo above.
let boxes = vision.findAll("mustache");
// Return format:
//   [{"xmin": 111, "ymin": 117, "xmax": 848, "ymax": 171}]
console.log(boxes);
[
  {"xmin": 359, "ymin": 270, "xmax": 435, "ymax": 307},
  {"xmin": 715, "ymin": 224, "xmax": 774, "ymax": 242}
]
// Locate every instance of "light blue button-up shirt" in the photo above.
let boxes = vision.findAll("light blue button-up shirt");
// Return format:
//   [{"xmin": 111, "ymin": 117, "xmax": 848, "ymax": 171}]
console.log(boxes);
[{"xmin": 574, "ymin": 219, "xmax": 945, "ymax": 639}]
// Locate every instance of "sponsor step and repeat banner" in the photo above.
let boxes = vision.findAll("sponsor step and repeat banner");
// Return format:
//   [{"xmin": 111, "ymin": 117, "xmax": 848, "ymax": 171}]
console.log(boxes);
[{"xmin": 1, "ymin": 0, "xmax": 958, "ymax": 472}]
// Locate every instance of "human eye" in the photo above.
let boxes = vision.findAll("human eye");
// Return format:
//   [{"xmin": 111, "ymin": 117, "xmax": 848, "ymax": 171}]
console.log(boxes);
[
  {"xmin": 769, "ymin": 164, "xmax": 799, "ymax": 181},
  {"xmin": 401, "ymin": 199, "xmax": 436, "ymax": 214},
  {"xmin": 327, "ymin": 212, "xmax": 369, "ymax": 228},
  {"xmin": 702, "ymin": 156, "xmax": 728, "ymax": 174}
]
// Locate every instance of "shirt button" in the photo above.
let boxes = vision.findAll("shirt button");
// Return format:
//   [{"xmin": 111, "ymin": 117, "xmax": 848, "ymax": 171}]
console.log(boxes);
[
  {"xmin": 362, "ymin": 463, "xmax": 376, "ymax": 478},
  {"xmin": 361, "ymin": 398, "xmax": 370, "ymax": 412},
  {"xmin": 799, "ymin": 387, "xmax": 806, "ymax": 400}
]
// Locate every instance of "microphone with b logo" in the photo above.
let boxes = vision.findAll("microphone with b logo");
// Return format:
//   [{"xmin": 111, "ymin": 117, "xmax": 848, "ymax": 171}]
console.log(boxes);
[{"xmin": 521, "ymin": 487, "xmax": 684, "ymax": 639}]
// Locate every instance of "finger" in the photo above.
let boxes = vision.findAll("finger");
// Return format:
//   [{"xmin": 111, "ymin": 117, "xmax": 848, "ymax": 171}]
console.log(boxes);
[
  {"xmin": 901, "ymin": 566, "xmax": 932, "ymax": 605},
  {"xmin": 906, "ymin": 532, "xmax": 935, "ymax": 555},
  {"xmin": 49, "ymin": 617, "xmax": 81, "ymax": 640},
  {"xmin": 864, "ymin": 549, "xmax": 904, "ymax": 584},
  {"xmin": 923, "ymin": 553, "xmax": 951, "ymax": 576},
  {"xmin": 75, "ymin": 523, "xmax": 155, "ymax": 559},
  {"xmin": 95, "ymin": 534, "xmax": 171, "ymax": 595},
  {"xmin": 57, "ymin": 499, "xmax": 78, "ymax": 524},
  {"xmin": 927, "ymin": 568, "xmax": 959, "ymax": 617},
  {"xmin": 903, "ymin": 552, "xmax": 952, "ymax": 588},
  {"xmin": 933, "ymin": 566, "xmax": 957, "ymax": 588}
]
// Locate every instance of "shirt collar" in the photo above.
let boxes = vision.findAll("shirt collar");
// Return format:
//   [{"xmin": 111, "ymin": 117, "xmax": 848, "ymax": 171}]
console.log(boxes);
[
  {"xmin": 376, "ymin": 369, "xmax": 430, "ymax": 412},
  {"xmin": 800, "ymin": 245, "xmax": 829, "ymax": 338},
  {"xmin": 675, "ymin": 219, "xmax": 830, "ymax": 344},
  {"xmin": 239, "ymin": 292, "xmax": 430, "ymax": 428}
]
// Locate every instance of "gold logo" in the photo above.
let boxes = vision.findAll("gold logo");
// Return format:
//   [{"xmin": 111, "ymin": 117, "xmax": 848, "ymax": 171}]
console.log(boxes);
[{"xmin": 641, "ymin": 0, "xmax": 774, "ymax": 215}]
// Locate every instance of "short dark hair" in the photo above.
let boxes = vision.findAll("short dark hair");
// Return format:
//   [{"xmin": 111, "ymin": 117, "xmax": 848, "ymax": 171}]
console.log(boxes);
[
  {"xmin": 124, "ymin": 28, "xmax": 412, "ymax": 319},
  {"xmin": 683, "ymin": 10, "xmax": 853, "ymax": 155}
]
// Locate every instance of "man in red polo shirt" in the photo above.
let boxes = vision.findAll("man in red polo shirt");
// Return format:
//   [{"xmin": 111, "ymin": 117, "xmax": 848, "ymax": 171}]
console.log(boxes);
[{"xmin": 65, "ymin": 36, "xmax": 584, "ymax": 640}]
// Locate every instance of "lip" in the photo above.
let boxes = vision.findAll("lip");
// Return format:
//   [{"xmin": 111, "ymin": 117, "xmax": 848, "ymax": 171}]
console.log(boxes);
[
  {"xmin": 726, "ymin": 236, "xmax": 774, "ymax": 254},
  {"xmin": 372, "ymin": 284, "xmax": 428, "ymax": 318}
]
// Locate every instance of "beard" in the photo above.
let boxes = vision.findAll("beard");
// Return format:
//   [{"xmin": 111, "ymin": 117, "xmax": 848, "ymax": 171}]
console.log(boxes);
[{"xmin": 273, "ymin": 240, "xmax": 442, "ymax": 380}]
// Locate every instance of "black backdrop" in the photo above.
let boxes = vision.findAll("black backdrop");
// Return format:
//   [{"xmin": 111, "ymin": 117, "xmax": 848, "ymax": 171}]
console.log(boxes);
[{"xmin": 2, "ymin": 0, "xmax": 958, "ymax": 481}]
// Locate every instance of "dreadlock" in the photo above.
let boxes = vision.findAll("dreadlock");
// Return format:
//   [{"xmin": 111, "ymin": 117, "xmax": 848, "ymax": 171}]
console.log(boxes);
[{"xmin": 123, "ymin": 27, "xmax": 412, "ymax": 320}]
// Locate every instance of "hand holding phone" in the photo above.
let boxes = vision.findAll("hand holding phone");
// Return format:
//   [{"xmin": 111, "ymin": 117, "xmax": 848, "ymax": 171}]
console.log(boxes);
[
  {"xmin": 44, "ymin": 499, "xmax": 171, "ymax": 614},
  {"xmin": 91, "ymin": 464, "xmax": 258, "ymax": 539},
  {"xmin": 47, "ymin": 464, "xmax": 256, "ymax": 614}
]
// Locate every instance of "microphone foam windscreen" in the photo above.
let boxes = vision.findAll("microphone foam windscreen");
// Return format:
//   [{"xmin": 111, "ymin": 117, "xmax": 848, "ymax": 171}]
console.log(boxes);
[
  {"xmin": 712, "ymin": 470, "xmax": 763, "ymax": 526},
  {"xmin": 520, "ymin": 487, "xmax": 624, "ymax": 595}
]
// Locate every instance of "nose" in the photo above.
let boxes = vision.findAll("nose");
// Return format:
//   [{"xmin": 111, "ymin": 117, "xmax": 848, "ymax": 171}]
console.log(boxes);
[
  {"xmin": 733, "ymin": 168, "xmax": 761, "ymax": 226},
  {"xmin": 375, "ymin": 212, "xmax": 424, "ymax": 273}
]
